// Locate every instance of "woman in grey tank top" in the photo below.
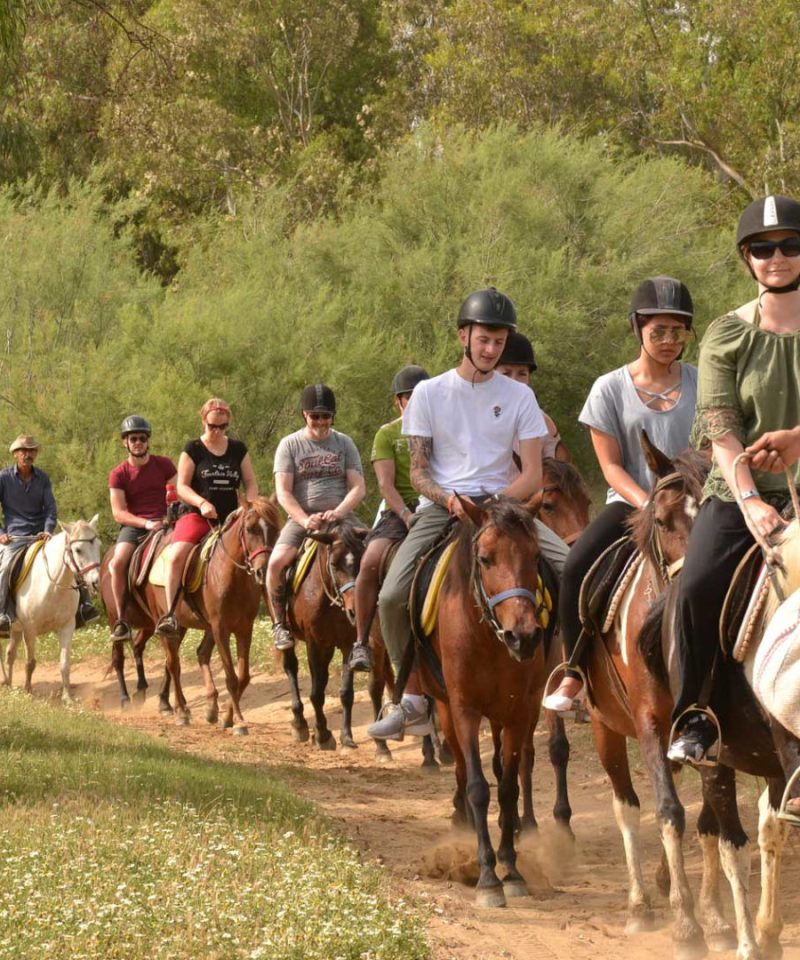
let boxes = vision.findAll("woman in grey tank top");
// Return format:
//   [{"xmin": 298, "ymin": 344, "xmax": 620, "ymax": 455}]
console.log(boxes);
[{"xmin": 544, "ymin": 277, "xmax": 698, "ymax": 713}]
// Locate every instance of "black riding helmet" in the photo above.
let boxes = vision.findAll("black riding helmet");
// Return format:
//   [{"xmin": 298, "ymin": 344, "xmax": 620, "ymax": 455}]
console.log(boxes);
[
  {"xmin": 120, "ymin": 415, "xmax": 152, "ymax": 438},
  {"xmin": 737, "ymin": 195, "xmax": 800, "ymax": 294},
  {"xmin": 391, "ymin": 365, "xmax": 430, "ymax": 396},
  {"xmin": 300, "ymin": 383, "xmax": 336, "ymax": 415},
  {"xmin": 498, "ymin": 331, "xmax": 537, "ymax": 372},
  {"xmin": 628, "ymin": 276, "xmax": 694, "ymax": 340},
  {"xmin": 457, "ymin": 287, "xmax": 517, "ymax": 330}
]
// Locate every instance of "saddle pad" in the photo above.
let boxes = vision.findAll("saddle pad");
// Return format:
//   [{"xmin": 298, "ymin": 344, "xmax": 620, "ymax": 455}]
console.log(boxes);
[
  {"xmin": 290, "ymin": 539, "xmax": 319, "ymax": 595},
  {"xmin": 602, "ymin": 553, "xmax": 644, "ymax": 634},
  {"xmin": 579, "ymin": 535, "xmax": 639, "ymax": 637},
  {"xmin": 753, "ymin": 587, "xmax": 800, "ymax": 740},
  {"xmin": 131, "ymin": 529, "xmax": 165, "ymax": 589},
  {"xmin": 409, "ymin": 530, "xmax": 458, "ymax": 642},
  {"xmin": 420, "ymin": 540, "xmax": 459, "ymax": 637},
  {"xmin": 148, "ymin": 529, "xmax": 220, "ymax": 591},
  {"xmin": 720, "ymin": 542, "xmax": 764, "ymax": 657},
  {"xmin": 12, "ymin": 539, "xmax": 45, "ymax": 590},
  {"xmin": 377, "ymin": 539, "xmax": 400, "ymax": 584}
]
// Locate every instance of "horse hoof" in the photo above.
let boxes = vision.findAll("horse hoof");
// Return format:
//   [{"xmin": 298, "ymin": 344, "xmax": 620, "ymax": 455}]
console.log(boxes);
[
  {"xmin": 625, "ymin": 912, "xmax": 655, "ymax": 935},
  {"xmin": 120, "ymin": 697, "xmax": 131, "ymax": 711},
  {"xmin": 757, "ymin": 936, "xmax": 782, "ymax": 960},
  {"xmin": 340, "ymin": 736, "xmax": 358, "ymax": 750},
  {"xmin": 439, "ymin": 741, "xmax": 455, "ymax": 766},
  {"xmin": 706, "ymin": 932, "xmax": 738, "ymax": 954},
  {"xmin": 317, "ymin": 734, "xmax": 336, "ymax": 752},
  {"xmin": 158, "ymin": 702, "xmax": 174, "ymax": 716},
  {"xmin": 421, "ymin": 758, "xmax": 440, "ymax": 773},
  {"xmin": 376, "ymin": 750, "xmax": 393, "ymax": 764},
  {"xmin": 673, "ymin": 935, "xmax": 708, "ymax": 960},
  {"xmin": 205, "ymin": 711, "xmax": 219, "ymax": 725},
  {"xmin": 475, "ymin": 886, "xmax": 506, "ymax": 909},
  {"xmin": 219, "ymin": 717, "xmax": 233, "ymax": 730},
  {"xmin": 292, "ymin": 724, "xmax": 310, "ymax": 743},
  {"xmin": 232, "ymin": 725, "xmax": 248, "ymax": 737},
  {"xmin": 132, "ymin": 689, "xmax": 147, "ymax": 704},
  {"xmin": 175, "ymin": 716, "xmax": 190, "ymax": 727},
  {"xmin": 502, "ymin": 880, "xmax": 529, "ymax": 899}
]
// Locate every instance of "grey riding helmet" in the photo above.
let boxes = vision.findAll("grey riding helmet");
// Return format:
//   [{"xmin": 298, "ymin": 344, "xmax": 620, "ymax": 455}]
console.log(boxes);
[
  {"xmin": 457, "ymin": 287, "xmax": 517, "ymax": 330},
  {"xmin": 300, "ymin": 383, "xmax": 336, "ymax": 414},
  {"xmin": 391, "ymin": 365, "xmax": 430, "ymax": 396},
  {"xmin": 120, "ymin": 415, "xmax": 152, "ymax": 437},
  {"xmin": 737, "ymin": 195, "xmax": 800, "ymax": 293},
  {"xmin": 498, "ymin": 331, "xmax": 537, "ymax": 372},
  {"xmin": 628, "ymin": 276, "xmax": 694, "ymax": 340}
]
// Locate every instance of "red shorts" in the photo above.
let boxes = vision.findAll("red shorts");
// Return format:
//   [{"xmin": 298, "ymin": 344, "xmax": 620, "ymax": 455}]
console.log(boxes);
[{"xmin": 172, "ymin": 512, "xmax": 213, "ymax": 544}]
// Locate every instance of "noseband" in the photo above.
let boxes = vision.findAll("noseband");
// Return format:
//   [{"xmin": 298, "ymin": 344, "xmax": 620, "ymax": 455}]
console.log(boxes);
[
  {"xmin": 43, "ymin": 531, "xmax": 100, "ymax": 590},
  {"xmin": 470, "ymin": 523, "xmax": 548, "ymax": 644},
  {"xmin": 218, "ymin": 508, "xmax": 273, "ymax": 581},
  {"xmin": 648, "ymin": 471, "xmax": 688, "ymax": 582},
  {"xmin": 320, "ymin": 544, "xmax": 357, "ymax": 626}
]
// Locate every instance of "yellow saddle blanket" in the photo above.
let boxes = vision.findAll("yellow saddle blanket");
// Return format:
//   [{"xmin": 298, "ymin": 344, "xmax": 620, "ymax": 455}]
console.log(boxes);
[
  {"xmin": 291, "ymin": 539, "xmax": 319, "ymax": 595},
  {"xmin": 13, "ymin": 539, "xmax": 46, "ymax": 590},
  {"xmin": 149, "ymin": 529, "xmax": 221, "ymax": 593}
]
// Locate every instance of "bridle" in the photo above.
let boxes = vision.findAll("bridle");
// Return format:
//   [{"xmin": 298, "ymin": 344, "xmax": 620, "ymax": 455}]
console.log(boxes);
[
  {"xmin": 319, "ymin": 541, "xmax": 359, "ymax": 626},
  {"xmin": 217, "ymin": 508, "xmax": 273, "ymax": 581},
  {"xmin": 43, "ymin": 530, "xmax": 101, "ymax": 590},
  {"xmin": 648, "ymin": 470, "xmax": 689, "ymax": 582},
  {"xmin": 469, "ymin": 522, "xmax": 548, "ymax": 644}
]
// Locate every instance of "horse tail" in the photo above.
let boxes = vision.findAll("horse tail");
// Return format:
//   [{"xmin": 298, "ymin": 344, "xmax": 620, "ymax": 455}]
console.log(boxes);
[{"xmin": 637, "ymin": 589, "xmax": 670, "ymax": 689}]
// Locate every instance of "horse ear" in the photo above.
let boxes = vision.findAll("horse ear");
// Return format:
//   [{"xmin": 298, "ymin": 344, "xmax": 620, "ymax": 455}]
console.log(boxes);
[
  {"xmin": 354, "ymin": 527, "xmax": 370, "ymax": 540},
  {"xmin": 526, "ymin": 490, "xmax": 543, "ymax": 517},
  {"xmin": 640, "ymin": 429, "xmax": 674, "ymax": 478},
  {"xmin": 59, "ymin": 520, "xmax": 73, "ymax": 535},
  {"xmin": 458, "ymin": 495, "xmax": 485, "ymax": 526},
  {"xmin": 88, "ymin": 513, "xmax": 100, "ymax": 530},
  {"xmin": 306, "ymin": 530, "xmax": 335, "ymax": 545}
]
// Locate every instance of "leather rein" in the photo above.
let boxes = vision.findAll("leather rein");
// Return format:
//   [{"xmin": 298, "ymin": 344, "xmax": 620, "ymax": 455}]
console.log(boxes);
[
  {"xmin": 216, "ymin": 508, "xmax": 273, "ymax": 580},
  {"xmin": 43, "ymin": 532, "xmax": 100, "ymax": 591}
]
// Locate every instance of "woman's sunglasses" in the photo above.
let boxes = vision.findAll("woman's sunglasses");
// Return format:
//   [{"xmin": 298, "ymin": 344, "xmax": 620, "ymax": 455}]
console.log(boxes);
[
  {"xmin": 207, "ymin": 422, "xmax": 230, "ymax": 431},
  {"xmin": 748, "ymin": 238, "xmax": 800, "ymax": 260},
  {"xmin": 646, "ymin": 326, "xmax": 692, "ymax": 344}
]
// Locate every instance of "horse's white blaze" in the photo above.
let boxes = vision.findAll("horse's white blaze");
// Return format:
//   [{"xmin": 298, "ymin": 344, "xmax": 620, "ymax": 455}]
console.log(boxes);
[
  {"xmin": 345, "ymin": 551, "xmax": 355, "ymax": 573},
  {"xmin": 684, "ymin": 495, "xmax": 698, "ymax": 521},
  {"xmin": 756, "ymin": 788, "xmax": 787, "ymax": 952},
  {"xmin": 612, "ymin": 794, "xmax": 648, "ymax": 919},
  {"xmin": 617, "ymin": 561, "xmax": 646, "ymax": 667},
  {"xmin": 718, "ymin": 839, "xmax": 759, "ymax": 959}
]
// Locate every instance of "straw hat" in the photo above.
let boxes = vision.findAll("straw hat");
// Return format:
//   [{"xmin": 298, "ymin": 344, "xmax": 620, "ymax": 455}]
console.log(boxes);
[{"xmin": 9, "ymin": 435, "xmax": 40, "ymax": 453}]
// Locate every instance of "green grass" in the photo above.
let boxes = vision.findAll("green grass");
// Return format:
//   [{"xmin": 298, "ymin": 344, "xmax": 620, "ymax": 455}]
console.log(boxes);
[{"xmin": 0, "ymin": 690, "xmax": 428, "ymax": 959}]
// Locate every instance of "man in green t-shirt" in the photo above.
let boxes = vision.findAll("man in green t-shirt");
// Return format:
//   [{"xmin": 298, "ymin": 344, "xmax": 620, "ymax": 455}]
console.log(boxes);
[{"xmin": 349, "ymin": 365, "xmax": 430, "ymax": 672}]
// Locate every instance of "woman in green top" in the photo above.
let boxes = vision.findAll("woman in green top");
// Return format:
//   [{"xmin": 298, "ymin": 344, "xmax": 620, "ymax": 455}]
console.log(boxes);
[
  {"xmin": 668, "ymin": 195, "xmax": 800, "ymax": 765},
  {"xmin": 349, "ymin": 365, "xmax": 430, "ymax": 672}
]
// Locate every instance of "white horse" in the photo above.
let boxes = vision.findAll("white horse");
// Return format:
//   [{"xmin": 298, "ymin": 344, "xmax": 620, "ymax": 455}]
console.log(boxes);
[{"xmin": 3, "ymin": 516, "xmax": 102, "ymax": 702}]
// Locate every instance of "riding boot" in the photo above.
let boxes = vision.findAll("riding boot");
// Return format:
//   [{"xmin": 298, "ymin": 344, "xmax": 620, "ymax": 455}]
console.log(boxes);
[
  {"xmin": 75, "ymin": 585, "xmax": 99, "ymax": 628},
  {"xmin": 269, "ymin": 583, "xmax": 294, "ymax": 651}
]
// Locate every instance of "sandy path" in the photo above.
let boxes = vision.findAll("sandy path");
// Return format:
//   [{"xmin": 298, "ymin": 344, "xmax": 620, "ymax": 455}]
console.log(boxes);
[{"xmin": 22, "ymin": 653, "xmax": 800, "ymax": 960}]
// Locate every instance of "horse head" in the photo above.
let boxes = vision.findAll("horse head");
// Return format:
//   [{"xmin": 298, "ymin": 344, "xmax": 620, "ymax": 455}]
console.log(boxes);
[
  {"xmin": 629, "ymin": 431, "xmax": 709, "ymax": 581},
  {"xmin": 457, "ymin": 496, "xmax": 546, "ymax": 662},
  {"xmin": 239, "ymin": 496, "xmax": 281, "ymax": 586},
  {"xmin": 527, "ymin": 457, "xmax": 591, "ymax": 546},
  {"xmin": 60, "ymin": 514, "xmax": 102, "ymax": 594},
  {"xmin": 305, "ymin": 516, "xmax": 369, "ymax": 623}
]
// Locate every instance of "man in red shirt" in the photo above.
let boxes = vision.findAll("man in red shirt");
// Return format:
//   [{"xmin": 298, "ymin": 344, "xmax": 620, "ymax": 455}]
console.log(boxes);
[{"xmin": 108, "ymin": 416, "xmax": 177, "ymax": 640}]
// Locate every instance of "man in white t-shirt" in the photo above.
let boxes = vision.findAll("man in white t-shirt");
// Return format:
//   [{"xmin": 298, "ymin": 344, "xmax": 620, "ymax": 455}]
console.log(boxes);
[{"xmin": 370, "ymin": 287, "xmax": 570, "ymax": 740}]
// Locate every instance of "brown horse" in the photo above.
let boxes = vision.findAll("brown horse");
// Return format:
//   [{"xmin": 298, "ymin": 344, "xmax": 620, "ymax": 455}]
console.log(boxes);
[
  {"xmin": 528, "ymin": 456, "xmax": 592, "ymax": 546},
  {"xmin": 100, "ymin": 497, "xmax": 280, "ymax": 733},
  {"xmin": 280, "ymin": 515, "xmax": 369, "ymax": 750},
  {"xmin": 418, "ymin": 496, "xmax": 550, "ymax": 907},
  {"xmin": 586, "ymin": 437, "xmax": 790, "ymax": 959}
]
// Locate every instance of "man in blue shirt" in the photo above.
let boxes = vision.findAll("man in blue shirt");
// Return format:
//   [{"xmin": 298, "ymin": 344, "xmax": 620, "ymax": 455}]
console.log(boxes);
[{"xmin": 0, "ymin": 435, "xmax": 94, "ymax": 634}]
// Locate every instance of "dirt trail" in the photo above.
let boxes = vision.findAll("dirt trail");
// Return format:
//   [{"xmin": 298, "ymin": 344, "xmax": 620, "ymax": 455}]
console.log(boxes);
[{"xmin": 25, "ymin": 654, "xmax": 800, "ymax": 960}]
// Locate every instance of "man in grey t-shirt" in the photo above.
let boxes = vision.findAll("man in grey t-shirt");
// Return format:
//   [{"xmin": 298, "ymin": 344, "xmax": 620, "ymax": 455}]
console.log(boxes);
[{"xmin": 266, "ymin": 384, "xmax": 365, "ymax": 651}]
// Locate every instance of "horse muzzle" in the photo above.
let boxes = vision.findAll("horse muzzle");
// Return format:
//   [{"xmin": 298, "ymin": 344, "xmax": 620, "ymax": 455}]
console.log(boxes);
[{"xmin": 502, "ymin": 628, "xmax": 542, "ymax": 662}]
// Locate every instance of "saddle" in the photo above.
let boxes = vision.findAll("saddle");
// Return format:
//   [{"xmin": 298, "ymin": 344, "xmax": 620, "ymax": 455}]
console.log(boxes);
[
  {"xmin": 148, "ymin": 528, "xmax": 222, "ymax": 594},
  {"xmin": 11, "ymin": 539, "xmax": 46, "ymax": 591},
  {"xmin": 129, "ymin": 529, "xmax": 166, "ymax": 590},
  {"xmin": 289, "ymin": 539, "xmax": 319, "ymax": 596},
  {"xmin": 720, "ymin": 543, "xmax": 771, "ymax": 662},
  {"xmin": 579, "ymin": 535, "xmax": 642, "ymax": 638}
]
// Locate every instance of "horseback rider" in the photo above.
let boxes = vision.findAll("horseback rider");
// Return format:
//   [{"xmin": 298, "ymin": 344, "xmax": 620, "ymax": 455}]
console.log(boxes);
[
  {"xmin": 496, "ymin": 330, "xmax": 571, "ymax": 462},
  {"xmin": 156, "ymin": 399, "xmax": 259, "ymax": 637},
  {"xmin": 108, "ymin": 416, "xmax": 177, "ymax": 641},
  {"xmin": 544, "ymin": 276, "xmax": 698, "ymax": 713},
  {"xmin": 268, "ymin": 384, "xmax": 366, "ymax": 652},
  {"xmin": 748, "ymin": 427, "xmax": 800, "ymax": 472},
  {"xmin": 369, "ymin": 287, "xmax": 570, "ymax": 740},
  {"xmin": 668, "ymin": 196, "xmax": 800, "ymax": 765},
  {"xmin": 348, "ymin": 365, "xmax": 430, "ymax": 673},
  {"xmin": 0, "ymin": 435, "xmax": 97, "ymax": 635}
]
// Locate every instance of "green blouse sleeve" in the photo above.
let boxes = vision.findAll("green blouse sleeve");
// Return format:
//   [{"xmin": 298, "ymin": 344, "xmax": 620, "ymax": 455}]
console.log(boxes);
[{"xmin": 693, "ymin": 313, "xmax": 746, "ymax": 447}]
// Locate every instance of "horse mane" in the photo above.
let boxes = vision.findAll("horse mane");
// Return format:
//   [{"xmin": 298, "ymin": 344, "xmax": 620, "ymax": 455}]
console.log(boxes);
[
  {"xmin": 636, "ymin": 586, "xmax": 671, "ymax": 689},
  {"xmin": 247, "ymin": 495, "xmax": 281, "ymax": 530},
  {"xmin": 452, "ymin": 497, "xmax": 538, "ymax": 577},
  {"xmin": 627, "ymin": 448, "xmax": 710, "ymax": 559},
  {"xmin": 543, "ymin": 457, "xmax": 591, "ymax": 509},
  {"xmin": 327, "ymin": 513, "xmax": 370, "ymax": 554}
]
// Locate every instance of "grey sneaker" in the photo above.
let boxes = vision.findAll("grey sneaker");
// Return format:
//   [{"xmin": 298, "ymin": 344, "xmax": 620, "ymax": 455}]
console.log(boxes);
[
  {"xmin": 367, "ymin": 697, "xmax": 433, "ymax": 741},
  {"xmin": 348, "ymin": 641, "xmax": 372, "ymax": 673},
  {"xmin": 273, "ymin": 622, "xmax": 295, "ymax": 652}
]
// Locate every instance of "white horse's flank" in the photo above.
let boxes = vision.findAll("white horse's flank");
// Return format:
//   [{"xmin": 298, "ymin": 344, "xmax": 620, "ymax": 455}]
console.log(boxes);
[{"xmin": 3, "ymin": 516, "xmax": 101, "ymax": 701}]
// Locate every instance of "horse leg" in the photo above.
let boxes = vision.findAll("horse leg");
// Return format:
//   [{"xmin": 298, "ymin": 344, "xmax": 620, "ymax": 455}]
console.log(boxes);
[
  {"xmin": 196, "ymin": 630, "xmax": 219, "ymax": 725},
  {"xmin": 755, "ymin": 779, "xmax": 788, "ymax": 960},
  {"xmin": 547, "ymin": 708, "xmax": 573, "ymax": 834},
  {"xmin": 112, "ymin": 639, "xmax": 131, "ymax": 708},
  {"xmin": 420, "ymin": 699, "xmax": 439, "ymax": 770},
  {"xmin": 234, "ymin": 628, "xmax": 252, "ymax": 720},
  {"xmin": 157, "ymin": 666, "xmax": 173, "ymax": 715},
  {"xmin": 308, "ymin": 643, "xmax": 334, "ymax": 750},
  {"xmin": 282, "ymin": 648, "xmax": 309, "ymax": 742},
  {"xmin": 368, "ymin": 650, "xmax": 391, "ymax": 761},
  {"xmin": 591, "ymin": 716, "xmax": 653, "ymax": 934},
  {"xmin": 700, "ymin": 764, "xmax": 759, "ymax": 960},
  {"xmin": 131, "ymin": 629, "xmax": 150, "ymax": 703},
  {"xmin": 496, "ymin": 722, "xmax": 528, "ymax": 898},
  {"xmin": 56, "ymin": 623, "xmax": 75, "ymax": 703},
  {"xmin": 636, "ymin": 716, "xmax": 706, "ymax": 953},
  {"xmin": 22, "ymin": 628, "xmax": 37, "ymax": 696},
  {"xmin": 458, "ymin": 707, "xmax": 504, "ymax": 907},
  {"xmin": 5, "ymin": 624, "xmax": 20, "ymax": 688},
  {"xmin": 696, "ymin": 798, "xmax": 737, "ymax": 953},
  {"xmin": 214, "ymin": 629, "xmax": 247, "ymax": 735},
  {"xmin": 160, "ymin": 632, "xmax": 190, "ymax": 724},
  {"xmin": 437, "ymin": 699, "xmax": 469, "ymax": 828}
]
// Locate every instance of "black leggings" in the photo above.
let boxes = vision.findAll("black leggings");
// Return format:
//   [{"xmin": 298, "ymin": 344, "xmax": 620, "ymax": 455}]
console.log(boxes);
[
  {"xmin": 558, "ymin": 501, "xmax": 635, "ymax": 676},
  {"xmin": 672, "ymin": 497, "xmax": 753, "ymax": 722}
]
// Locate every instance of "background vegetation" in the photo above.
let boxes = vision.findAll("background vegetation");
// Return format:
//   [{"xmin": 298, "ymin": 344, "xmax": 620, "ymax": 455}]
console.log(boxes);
[{"xmin": 0, "ymin": 1, "xmax": 775, "ymax": 534}]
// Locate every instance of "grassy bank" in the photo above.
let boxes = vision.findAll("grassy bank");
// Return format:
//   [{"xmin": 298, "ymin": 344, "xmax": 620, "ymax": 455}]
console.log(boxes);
[{"xmin": 0, "ymin": 689, "xmax": 428, "ymax": 959}]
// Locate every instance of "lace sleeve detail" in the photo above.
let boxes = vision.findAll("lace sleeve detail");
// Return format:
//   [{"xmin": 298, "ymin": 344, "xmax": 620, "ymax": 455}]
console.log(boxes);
[{"xmin": 693, "ymin": 406, "xmax": 745, "ymax": 449}]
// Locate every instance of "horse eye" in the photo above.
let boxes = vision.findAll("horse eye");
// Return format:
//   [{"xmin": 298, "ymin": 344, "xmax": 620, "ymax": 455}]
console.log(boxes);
[
  {"xmin": 541, "ymin": 502, "xmax": 555, "ymax": 514},
  {"xmin": 478, "ymin": 555, "xmax": 491, "ymax": 568}
]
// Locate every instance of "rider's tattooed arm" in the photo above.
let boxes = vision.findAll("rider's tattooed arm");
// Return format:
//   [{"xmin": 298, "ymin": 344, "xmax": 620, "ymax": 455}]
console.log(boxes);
[{"xmin": 409, "ymin": 436, "xmax": 449, "ymax": 508}]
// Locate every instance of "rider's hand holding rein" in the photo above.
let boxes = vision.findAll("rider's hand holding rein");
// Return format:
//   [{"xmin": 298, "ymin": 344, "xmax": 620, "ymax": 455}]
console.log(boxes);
[
  {"xmin": 747, "ymin": 426, "xmax": 800, "ymax": 474},
  {"xmin": 199, "ymin": 499, "xmax": 218, "ymax": 521},
  {"xmin": 715, "ymin": 431, "xmax": 786, "ymax": 539}
]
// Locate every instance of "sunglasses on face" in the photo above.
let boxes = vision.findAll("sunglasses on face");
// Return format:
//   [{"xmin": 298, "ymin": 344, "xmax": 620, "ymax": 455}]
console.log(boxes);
[
  {"xmin": 307, "ymin": 413, "xmax": 332, "ymax": 422},
  {"xmin": 646, "ymin": 325, "xmax": 692, "ymax": 344},
  {"xmin": 748, "ymin": 238, "xmax": 800, "ymax": 260},
  {"xmin": 127, "ymin": 434, "xmax": 150, "ymax": 443},
  {"xmin": 206, "ymin": 422, "xmax": 229, "ymax": 431}
]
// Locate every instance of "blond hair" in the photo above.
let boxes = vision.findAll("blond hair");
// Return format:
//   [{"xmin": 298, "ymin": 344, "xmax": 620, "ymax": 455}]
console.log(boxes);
[{"xmin": 200, "ymin": 398, "xmax": 232, "ymax": 422}]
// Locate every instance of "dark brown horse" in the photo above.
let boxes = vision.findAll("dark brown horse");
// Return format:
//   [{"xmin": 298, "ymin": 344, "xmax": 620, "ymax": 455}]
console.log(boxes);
[
  {"xmin": 100, "ymin": 497, "xmax": 280, "ymax": 733},
  {"xmin": 586, "ymin": 437, "xmax": 790, "ymax": 959},
  {"xmin": 280, "ymin": 515, "xmax": 369, "ymax": 750},
  {"xmin": 418, "ymin": 497, "xmax": 550, "ymax": 907},
  {"xmin": 528, "ymin": 456, "xmax": 592, "ymax": 546}
]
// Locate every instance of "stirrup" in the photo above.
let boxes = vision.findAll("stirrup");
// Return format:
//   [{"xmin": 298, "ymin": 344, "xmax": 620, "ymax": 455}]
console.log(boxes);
[
  {"xmin": 543, "ymin": 661, "xmax": 588, "ymax": 712},
  {"xmin": 777, "ymin": 765, "xmax": 800, "ymax": 826},
  {"xmin": 668, "ymin": 705, "xmax": 722, "ymax": 765}
]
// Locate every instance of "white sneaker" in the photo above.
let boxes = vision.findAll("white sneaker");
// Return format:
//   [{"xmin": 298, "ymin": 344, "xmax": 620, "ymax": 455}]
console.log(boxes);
[{"xmin": 367, "ymin": 697, "xmax": 433, "ymax": 741}]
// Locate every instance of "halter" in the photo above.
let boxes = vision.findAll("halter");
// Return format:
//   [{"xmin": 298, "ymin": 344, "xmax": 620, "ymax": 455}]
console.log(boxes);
[
  {"xmin": 469, "ymin": 523, "xmax": 547, "ymax": 644},
  {"xmin": 217, "ymin": 507, "xmax": 273, "ymax": 581},
  {"xmin": 647, "ymin": 470, "xmax": 688, "ymax": 583},
  {"xmin": 319, "ymin": 544, "xmax": 357, "ymax": 625},
  {"xmin": 43, "ymin": 530, "xmax": 100, "ymax": 590}
]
